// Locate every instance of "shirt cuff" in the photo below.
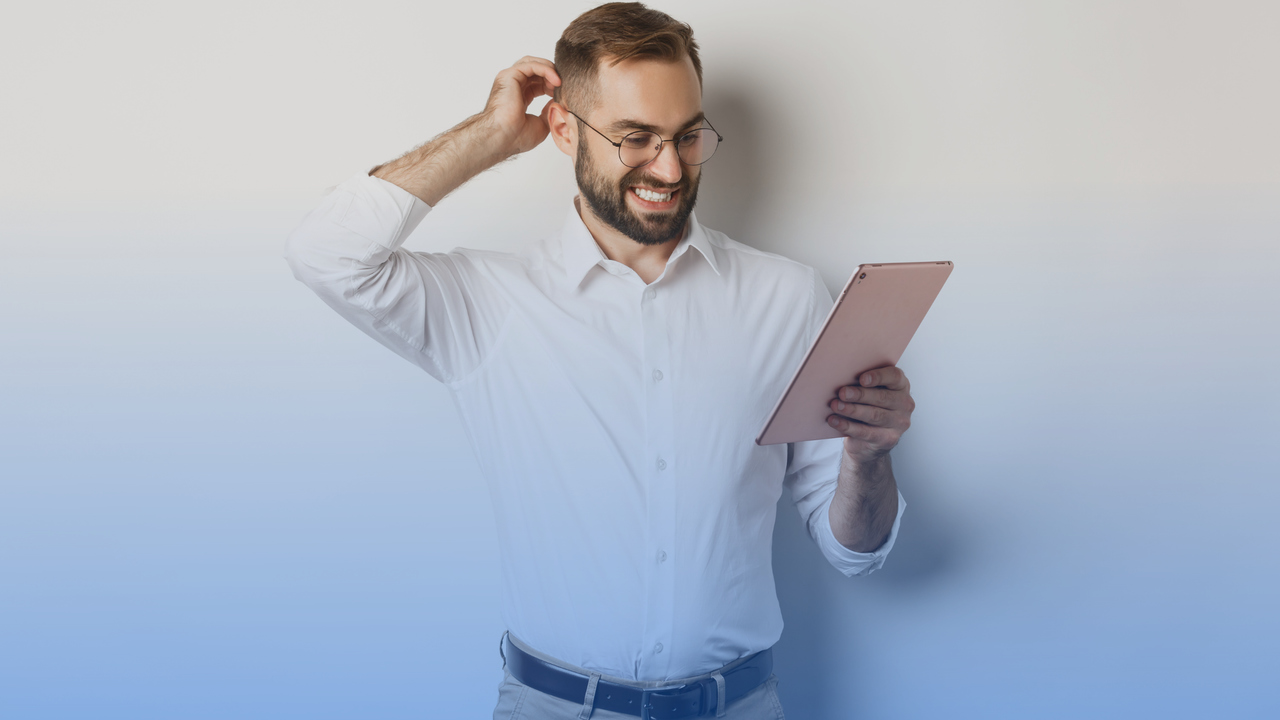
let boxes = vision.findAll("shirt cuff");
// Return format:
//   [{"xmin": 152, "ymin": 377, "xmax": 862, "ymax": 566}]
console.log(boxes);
[
  {"xmin": 329, "ymin": 172, "xmax": 433, "ymax": 253},
  {"xmin": 814, "ymin": 489, "xmax": 906, "ymax": 577}
]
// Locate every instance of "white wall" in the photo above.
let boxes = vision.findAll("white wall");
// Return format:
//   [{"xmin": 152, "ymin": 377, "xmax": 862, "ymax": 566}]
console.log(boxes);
[{"xmin": 2, "ymin": 1, "xmax": 1277, "ymax": 718}]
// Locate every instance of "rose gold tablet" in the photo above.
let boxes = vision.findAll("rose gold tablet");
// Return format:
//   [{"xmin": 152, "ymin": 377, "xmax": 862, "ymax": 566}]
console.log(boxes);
[{"xmin": 755, "ymin": 261, "xmax": 953, "ymax": 446}]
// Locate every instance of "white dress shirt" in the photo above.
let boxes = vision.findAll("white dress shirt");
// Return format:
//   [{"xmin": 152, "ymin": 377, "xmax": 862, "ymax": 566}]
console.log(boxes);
[{"xmin": 283, "ymin": 172, "xmax": 906, "ymax": 681}]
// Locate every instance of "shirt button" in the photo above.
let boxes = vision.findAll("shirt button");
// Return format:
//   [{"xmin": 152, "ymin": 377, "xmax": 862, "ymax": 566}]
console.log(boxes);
[
  {"xmin": 656, "ymin": 457, "xmax": 666, "ymax": 471},
  {"xmin": 645, "ymin": 288, "xmax": 656, "ymax": 300},
  {"xmin": 652, "ymin": 369, "xmax": 663, "ymax": 382},
  {"xmin": 657, "ymin": 550, "xmax": 667, "ymax": 563},
  {"xmin": 654, "ymin": 643, "xmax": 664, "ymax": 654}
]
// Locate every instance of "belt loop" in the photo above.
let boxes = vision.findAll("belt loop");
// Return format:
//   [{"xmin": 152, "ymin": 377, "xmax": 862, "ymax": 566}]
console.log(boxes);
[
  {"xmin": 712, "ymin": 671, "xmax": 727, "ymax": 718},
  {"xmin": 578, "ymin": 672, "xmax": 601, "ymax": 719},
  {"xmin": 499, "ymin": 630, "xmax": 509, "ymax": 668}
]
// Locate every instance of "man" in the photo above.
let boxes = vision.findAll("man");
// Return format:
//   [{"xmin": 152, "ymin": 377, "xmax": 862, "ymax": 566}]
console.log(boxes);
[{"xmin": 284, "ymin": 3, "xmax": 912, "ymax": 718}]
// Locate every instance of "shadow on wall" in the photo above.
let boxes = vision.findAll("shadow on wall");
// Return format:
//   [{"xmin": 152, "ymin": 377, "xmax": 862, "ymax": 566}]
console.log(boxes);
[
  {"xmin": 699, "ymin": 80, "xmax": 961, "ymax": 719},
  {"xmin": 695, "ymin": 81, "xmax": 769, "ymax": 248},
  {"xmin": 771, "ymin": 470, "xmax": 960, "ymax": 718}
]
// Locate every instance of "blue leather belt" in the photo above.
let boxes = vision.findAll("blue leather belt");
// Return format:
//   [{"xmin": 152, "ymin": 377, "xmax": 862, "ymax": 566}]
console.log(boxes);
[{"xmin": 501, "ymin": 633, "xmax": 773, "ymax": 719}]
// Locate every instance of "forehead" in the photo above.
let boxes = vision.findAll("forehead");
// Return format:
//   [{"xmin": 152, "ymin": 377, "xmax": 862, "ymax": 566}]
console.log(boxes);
[{"xmin": 591, "ymin": 54, "xmax": 702, "ymax": 132}]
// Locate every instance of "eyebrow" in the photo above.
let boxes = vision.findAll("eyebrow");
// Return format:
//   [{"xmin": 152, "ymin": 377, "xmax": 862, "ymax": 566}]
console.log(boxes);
[{"xmin": 606, "ymin": 112, "xmax": 706, "ymax": 136}]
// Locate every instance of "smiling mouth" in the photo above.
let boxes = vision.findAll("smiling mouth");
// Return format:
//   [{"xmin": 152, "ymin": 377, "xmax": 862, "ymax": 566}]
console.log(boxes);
[{"xmin": 630, "ymin": 186, "xmax": 678, "ymax": 207}]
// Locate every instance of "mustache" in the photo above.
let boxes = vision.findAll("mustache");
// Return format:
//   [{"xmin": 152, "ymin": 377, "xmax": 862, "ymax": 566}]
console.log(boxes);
[
  {"xmin": 620, "ymin": 172, "xmax": 688, "ymax": 192},
  {"xmin": 621, "ymin": 182, "xmax": 687, "ymax": 195}
]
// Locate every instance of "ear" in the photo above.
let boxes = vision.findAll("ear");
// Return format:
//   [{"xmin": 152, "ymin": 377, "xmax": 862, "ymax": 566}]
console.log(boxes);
[{"xmin": 546, "ymin": 101, "xmax": 577, "ymax": 159}]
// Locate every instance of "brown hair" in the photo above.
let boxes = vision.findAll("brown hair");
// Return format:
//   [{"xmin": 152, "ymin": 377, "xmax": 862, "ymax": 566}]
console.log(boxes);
[{"xmin": 554, "ymin": 2, "xmax": 702, "ymax": 115}]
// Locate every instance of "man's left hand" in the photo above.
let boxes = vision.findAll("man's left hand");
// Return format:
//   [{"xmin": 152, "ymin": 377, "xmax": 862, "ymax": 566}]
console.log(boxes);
[{"xmin": 827, "ymin": 365, "xmax": 915, "ymax": 463}]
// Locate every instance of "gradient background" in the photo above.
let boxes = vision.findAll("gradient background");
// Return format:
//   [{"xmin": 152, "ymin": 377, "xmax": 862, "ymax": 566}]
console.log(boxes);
[{"xmin": 2, "ymin": 1, "xmax": 1277, "ymax": 718}]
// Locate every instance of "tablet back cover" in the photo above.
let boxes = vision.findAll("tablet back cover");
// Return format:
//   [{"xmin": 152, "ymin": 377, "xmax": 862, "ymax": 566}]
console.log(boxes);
[{"xmin": 756, "ymin": 261, "xmax": 953, "ymax": 445}]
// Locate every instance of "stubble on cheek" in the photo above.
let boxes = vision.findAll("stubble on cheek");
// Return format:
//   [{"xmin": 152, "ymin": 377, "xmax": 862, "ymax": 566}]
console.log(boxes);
[{"xmin": 574, "ymin": 141, "xmax": 701, "ymax": 246}]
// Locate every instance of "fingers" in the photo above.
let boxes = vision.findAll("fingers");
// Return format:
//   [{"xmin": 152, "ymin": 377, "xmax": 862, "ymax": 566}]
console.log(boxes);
[
  {"xmin": 826, "ymin": 414, "xmax": 899, "ymax": 447},
  {"xmin": 505, "ymin": 56, "xmax": 561, "ymax": 93},
  {"xmin": 488, "ymin": 57, "xmax": 562, "ymax": 124},
  {"xmin": 854, "ymin": 365, "xmax": 909, "ymax": 392},
  {"xmin": 827, "ymin": 414, "xmax": 881, "ymax": 436},
  {"xmin": 829, "ymin": 366, "xmax": 913, "ymax": 452},
  {"xmin": 516, "ymin": 55, "xmax": 560, "ymax": 78},
  {"xmin": 828, "ymin": 397, "xmax": 907, "ymax": 429},
  {"xmin": 522, "ymin": 78, "xmax": 549, "ymax": 106},
  {"xmin": 834, "ymin": 385, "xmax": 913, "ymax": 412},
  {"xmin": 829, "ymin": 365, "xmax": 915, "ymax": 429}
]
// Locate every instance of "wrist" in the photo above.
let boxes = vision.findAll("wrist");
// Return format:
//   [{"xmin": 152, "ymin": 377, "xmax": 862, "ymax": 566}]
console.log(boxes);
[
  {"xmin": 842, "ymin": 438, "xmax": 890, "ymax": 470},
  {"xmin": 837, "ymin": 444, "xmax": 894, "ymax": 498},
  {"xmin": 430, "ymin": 113, "xmax": 501, "ymax": 175},
  {"xmin": 460, "ymin": 110, "xmax": 519, "ymax": 167}
]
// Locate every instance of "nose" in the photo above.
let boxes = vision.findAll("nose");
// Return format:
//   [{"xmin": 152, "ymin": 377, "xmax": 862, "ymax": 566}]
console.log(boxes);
[{"xmin": 645, "ymin": 139, "xmax": 684, "ymax": 184}]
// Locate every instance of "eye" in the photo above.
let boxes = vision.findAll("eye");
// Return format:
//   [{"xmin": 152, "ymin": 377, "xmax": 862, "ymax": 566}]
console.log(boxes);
[
  {"xmin": 678, "ymin": 131, "xmax": 704, "ymax": 146},
  {"xmin": 621, "ymin": 132, "xmax": 656, "ymax": 149}
]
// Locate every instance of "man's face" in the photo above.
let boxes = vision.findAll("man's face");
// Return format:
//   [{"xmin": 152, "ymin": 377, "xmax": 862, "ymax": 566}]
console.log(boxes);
[{"xmin": 572, "ymin": 55, "xmax": 704, "ymax": 246}]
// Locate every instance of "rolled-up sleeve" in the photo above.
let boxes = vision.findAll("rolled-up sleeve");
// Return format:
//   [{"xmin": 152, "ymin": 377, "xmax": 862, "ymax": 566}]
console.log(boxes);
[
  {"xmin": 785, "ymin": 436, "xmax": 906, "ymax": 576},
  {"xmin": 283, "ymin": 172, "xmax": 507, "ymax": 384},
  {"xmin": 781, "ymin": 267, "xmax": 907, "ymax": 577}
]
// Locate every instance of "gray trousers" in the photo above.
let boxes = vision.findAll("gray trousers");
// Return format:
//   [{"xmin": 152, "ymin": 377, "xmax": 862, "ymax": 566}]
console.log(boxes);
[{"xmin": 492, "ymin": 632, "xmax": 787, "ymax": 720}]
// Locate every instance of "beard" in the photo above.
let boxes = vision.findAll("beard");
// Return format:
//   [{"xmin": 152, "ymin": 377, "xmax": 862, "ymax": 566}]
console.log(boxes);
[{"xmin": 574, "ymin": 138, "xmax": 701, "ymax": 247}]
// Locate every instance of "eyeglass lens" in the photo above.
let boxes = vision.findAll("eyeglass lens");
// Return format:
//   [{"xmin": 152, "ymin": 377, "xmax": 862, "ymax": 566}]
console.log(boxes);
[{"xmin": 619, "ymin": 129, "xmax": 720, "ymax": 168}]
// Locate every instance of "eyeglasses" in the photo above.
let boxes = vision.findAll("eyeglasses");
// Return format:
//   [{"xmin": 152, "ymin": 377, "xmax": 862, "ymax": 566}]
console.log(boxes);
[{"xmin": 566, "ymin": 109, "xmax": 724, "ymax": 168}]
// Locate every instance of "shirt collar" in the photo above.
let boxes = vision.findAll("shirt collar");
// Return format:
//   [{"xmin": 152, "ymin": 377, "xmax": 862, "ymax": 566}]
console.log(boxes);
[{"xmin": 559, "ymin": 197, "xmax": 721, "ymax": 291}]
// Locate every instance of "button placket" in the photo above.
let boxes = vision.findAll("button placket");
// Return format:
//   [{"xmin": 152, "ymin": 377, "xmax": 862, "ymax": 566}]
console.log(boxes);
[{"xmin": 638, "ymin": 280, "xmax": 676, "ymax": 678}]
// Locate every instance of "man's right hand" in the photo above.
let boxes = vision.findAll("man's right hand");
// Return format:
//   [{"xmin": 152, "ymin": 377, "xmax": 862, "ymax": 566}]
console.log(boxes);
[
  {"xmin": 369, "ymin": 56, "xmax": 562, "ymax": 207},
  {"xmin": 479, "ymin": 56, "xmax": 562, "ymax": 160}
]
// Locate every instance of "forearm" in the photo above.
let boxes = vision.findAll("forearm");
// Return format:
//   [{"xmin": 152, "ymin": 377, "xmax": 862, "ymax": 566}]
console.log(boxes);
[
  {"xmin": 828, "ymin": 448, "xmax": 899, "ymax": 553},
  {"xmin": 369, "ymin": 113, "xmax": 508, "ymax": 207}
]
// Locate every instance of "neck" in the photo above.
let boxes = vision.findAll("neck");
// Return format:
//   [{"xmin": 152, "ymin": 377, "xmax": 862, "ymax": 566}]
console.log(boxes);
[{"xmin": 575, "ymin": 196, "xmax": 688, "ymax": 285}]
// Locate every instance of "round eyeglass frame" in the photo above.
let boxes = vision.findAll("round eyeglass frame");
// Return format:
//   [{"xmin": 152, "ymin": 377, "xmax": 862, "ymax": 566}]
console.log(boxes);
[{"xmin": 566, "ymin": 109, "xmax": 724, "ymax": 168}]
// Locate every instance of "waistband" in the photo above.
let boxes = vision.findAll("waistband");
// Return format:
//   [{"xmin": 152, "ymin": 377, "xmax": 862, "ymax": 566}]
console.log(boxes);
[{"xmin": 501, "ymin": 631, "xmax": 773, "ymax": 719}]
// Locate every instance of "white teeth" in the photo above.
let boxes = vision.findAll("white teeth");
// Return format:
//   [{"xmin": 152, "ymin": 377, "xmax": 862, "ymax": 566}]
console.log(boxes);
[{"xmin": 634, "ymin": 188, "xmax": 672, "ymax": 202}]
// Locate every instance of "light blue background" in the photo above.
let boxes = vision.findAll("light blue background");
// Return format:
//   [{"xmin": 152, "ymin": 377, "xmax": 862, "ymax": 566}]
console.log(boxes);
[{"xmin": 2, "ymin": 1, "xmax": 1277, "ymax": 718}]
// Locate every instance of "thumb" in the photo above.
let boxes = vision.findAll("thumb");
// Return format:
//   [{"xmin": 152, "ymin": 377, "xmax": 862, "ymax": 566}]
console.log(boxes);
[{"xmin": 515, "ymin": 108, "xmax": 552, "ymax": 153}]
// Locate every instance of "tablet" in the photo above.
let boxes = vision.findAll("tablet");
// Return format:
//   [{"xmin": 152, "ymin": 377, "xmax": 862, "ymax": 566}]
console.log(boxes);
[{"xmin": 755, "ymin": 261, "xmax": 953, "ymax": 446}]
